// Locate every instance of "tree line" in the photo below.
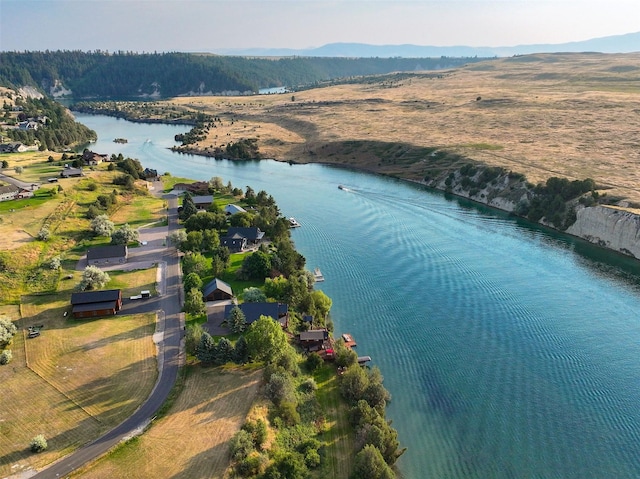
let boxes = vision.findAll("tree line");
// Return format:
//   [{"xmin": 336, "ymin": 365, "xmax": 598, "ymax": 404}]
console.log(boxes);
[{"xmin": 0, "ymin": 51, "xmax": 486, "ymax": 99}]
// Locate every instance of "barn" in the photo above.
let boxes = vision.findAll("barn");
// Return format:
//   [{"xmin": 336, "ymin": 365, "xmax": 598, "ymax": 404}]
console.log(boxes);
[{"xmin": 70, "ymin": 289, "xmax": 123, "ymax": 319}]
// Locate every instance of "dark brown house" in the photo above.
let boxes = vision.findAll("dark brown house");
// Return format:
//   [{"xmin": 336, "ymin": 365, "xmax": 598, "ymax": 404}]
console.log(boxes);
[{"xmin": 70, "ymin": 289, "xmax": 122, "ymax": 319}]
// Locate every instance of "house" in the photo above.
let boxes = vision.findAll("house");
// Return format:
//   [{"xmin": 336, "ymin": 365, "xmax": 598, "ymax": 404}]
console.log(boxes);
[
  {"xmin": 143, "ymin": 167, "xmax": 159, "ymax": 180},
  {"xmin": 299, "ymin": 329, "xmax": 329, "ymax": 352},
  {"xmin": 0, "ymin": 185, "xmax": 19, "ymax": 202},
  {"xmin": 220, "ymin": 233, "xmax": 248, "ymax": 252},
  {"xmin": 224, "ymin": 204, "xmax": 247, "ymax": 215},
  {"xmin": 224, "ymin": 302, "xmax": 289, "ymax": 328},
  {"xmin": 18, "ymin": 121, "xmax": 39, "ymax": 131},
  {"xmin": 82, "ymin": 150, "xmax": 108, "ymax": 166},
  {"xmin": 172, "ymin": 181, "xmax": 210, "ymax": 195},
  {"xmin": 193, "ymin": 195, "xmax": 214, "ymax": 210},
  {"xmin": 226, "ymin": 227, "xmax": 265, "ymax": 245},
  {"xmin": 70, "ymin": 289, "xmax": 122, "ymax": 319},
  {"xmin": 0, "ymin": 142, "xmax": 27, "ymax": 153},
  {"xmin": 60, "ymin": 167, "xmax": 83, "ymax": 178},
  {"xmin": 202, "ymin": 278, "xmax": 233, "ymax": 301},
  {"xmin": 86, "ymin": 245, "xmax": 128, "ymax": 266},
  {"xmin": 15, "ymin": 188, "xmax": 34, "ymax": 199}
]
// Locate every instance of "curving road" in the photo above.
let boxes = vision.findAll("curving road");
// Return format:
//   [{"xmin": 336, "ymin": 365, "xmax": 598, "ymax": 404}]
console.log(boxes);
[{"xmin": 32, "ymin": 195, "xmax": 183, "ymax": 478}]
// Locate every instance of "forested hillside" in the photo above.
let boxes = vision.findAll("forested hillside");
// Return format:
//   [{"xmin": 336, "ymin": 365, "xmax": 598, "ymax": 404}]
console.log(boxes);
[
  {"xmin": 1, "ymin": 92, "xmax": 96, "ymax": 150},
  {"xmin": 0, "ymin": 51, "xmax": 484, "ymax": 99}
]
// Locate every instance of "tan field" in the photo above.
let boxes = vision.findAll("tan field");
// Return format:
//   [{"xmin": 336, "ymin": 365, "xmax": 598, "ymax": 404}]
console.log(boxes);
[
  {"xmin": 167, "ymin": 52, "xmax": 640, "ymax": 206},
  {"xmin": 72, "ymin": 366, "xmax": 262, "ymax": 479},
  {"xmin": 0, "ymin": 299, "xmax": 157, "ymax": 478}
]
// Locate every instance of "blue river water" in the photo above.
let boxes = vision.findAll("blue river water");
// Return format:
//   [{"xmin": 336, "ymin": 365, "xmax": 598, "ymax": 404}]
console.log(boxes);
[{"xmin": 75, "ymin": 113, "xmax": 640, "ymax": 478}]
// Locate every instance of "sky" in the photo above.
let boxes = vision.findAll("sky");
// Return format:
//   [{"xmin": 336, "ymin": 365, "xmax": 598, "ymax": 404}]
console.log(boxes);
[{"xmin": 1, "ymin": 0, "xmax": 639, "ymax": 52}]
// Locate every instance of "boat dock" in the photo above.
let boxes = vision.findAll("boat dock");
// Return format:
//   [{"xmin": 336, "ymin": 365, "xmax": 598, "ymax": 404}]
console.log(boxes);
[{"xmin": 342, "ymin": 333, "xmax": 357, "ymax": 349}]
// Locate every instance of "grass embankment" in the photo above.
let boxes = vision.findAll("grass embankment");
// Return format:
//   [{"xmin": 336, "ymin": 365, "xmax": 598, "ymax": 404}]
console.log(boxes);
[
  {"xmin": 69, "ymin": 366, "xmax": 262, "ymax": 479},
  {"xmin": 157, "ymin": 52, "xmax": 640, "ymax": 206}
]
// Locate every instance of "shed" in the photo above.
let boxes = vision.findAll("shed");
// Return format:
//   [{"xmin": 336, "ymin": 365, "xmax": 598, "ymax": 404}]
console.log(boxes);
[
  {"xmin": 70, "ymin": 289, "xmax": 122, "ymax": 319},
  {"xmin": 87, "ymin": 245, "xmax": 128, "ymax": 266},
  {"xmin": 202, "ymin": 278, "xmax": 233, "ymax": 301}
]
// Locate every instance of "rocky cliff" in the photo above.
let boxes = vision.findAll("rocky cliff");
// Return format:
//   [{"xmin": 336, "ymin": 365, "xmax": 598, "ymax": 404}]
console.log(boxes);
[
  {"xmin": 425, "ymin": 166, "xmax": 640, "ymax": 260},
  {"xmin": 566, "ymin": 205, "xmax": 640, "ymax": 258}
]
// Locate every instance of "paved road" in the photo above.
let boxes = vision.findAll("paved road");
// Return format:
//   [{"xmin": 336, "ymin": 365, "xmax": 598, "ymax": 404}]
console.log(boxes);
[
  {"xmin": 0, "ymin": 170, "xmax": 40, "ymax": 190},
  {"xmin": 32, "ymin": 195, "xmax": 182, "ymax": 479}
]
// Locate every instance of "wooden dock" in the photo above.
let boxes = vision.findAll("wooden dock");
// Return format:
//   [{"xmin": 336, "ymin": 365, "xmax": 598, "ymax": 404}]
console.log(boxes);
[{"xmin": 342, "ymin": 333, "xmax": 357, "ymax": 349}]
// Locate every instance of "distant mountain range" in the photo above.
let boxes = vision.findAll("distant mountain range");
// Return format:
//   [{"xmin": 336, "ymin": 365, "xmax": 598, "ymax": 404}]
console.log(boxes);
[{"xmin": 212, "ymin": 31, "xmax": 640, "ymax": 58}]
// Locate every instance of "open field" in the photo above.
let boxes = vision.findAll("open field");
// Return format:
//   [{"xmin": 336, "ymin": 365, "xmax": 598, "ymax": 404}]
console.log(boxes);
[
  {"xmin": 0, "ymin": 300, "xmax": 157, "ymax": 478},
  {"xmin": 167, "ymin": 52, "xmax": 640, "ymax": 206},
  {"xmin": 71, "ymin": 366, "xmax": 261, "ymax": 479}
]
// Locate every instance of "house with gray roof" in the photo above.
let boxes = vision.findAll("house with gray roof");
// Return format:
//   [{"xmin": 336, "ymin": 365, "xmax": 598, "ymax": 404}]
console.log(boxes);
[
  {"xmin": 202, "ymin": 278, "xmax": 233, "ymax": 301},
  {"xmin": 224, "ymin": 302, "xmax": 289, "ymax": 328}
]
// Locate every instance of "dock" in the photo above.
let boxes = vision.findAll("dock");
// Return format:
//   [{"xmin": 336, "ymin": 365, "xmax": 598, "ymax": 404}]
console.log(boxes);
[{"xmin": 342, "ymin": 333, "xmax": 357, "ymax": 349}]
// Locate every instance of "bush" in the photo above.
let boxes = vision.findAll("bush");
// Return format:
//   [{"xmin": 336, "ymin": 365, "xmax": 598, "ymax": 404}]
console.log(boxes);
[
  {"xmin": 0, "ymin": 349, "xmax": 12, "ymax": 365},
  {"xmin": 30, "ymin": 434, "xmax": 48, "ymax": 453},
  {"xmin": 230, "ymin": 430, "xmax": 254, "ymax": 461},
  {"xmin": 0, "ymin": 317, "xmax": 17, "ymax": 347},
  {"xmin": 300, "ymin": 378, "xmax": 317, "ymax": 393}
]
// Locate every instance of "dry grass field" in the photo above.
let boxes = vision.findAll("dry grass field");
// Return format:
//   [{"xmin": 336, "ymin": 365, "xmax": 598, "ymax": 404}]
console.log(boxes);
[
  {"xmin": 168, "ymin": 52, "xmax": 640, "ymax": 205},
  {"xmin": 72, "ymin": 366, "xmax": 261, "ymax": 479},
  {"xmin": 0, "ymin": 299, "xmax": 157, "ymax": 478}
]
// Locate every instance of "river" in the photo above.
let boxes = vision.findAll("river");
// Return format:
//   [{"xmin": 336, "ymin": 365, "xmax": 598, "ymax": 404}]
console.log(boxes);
[{"xmin": 75, "ymin": 113, "xmax": 640, "ymax": 478}]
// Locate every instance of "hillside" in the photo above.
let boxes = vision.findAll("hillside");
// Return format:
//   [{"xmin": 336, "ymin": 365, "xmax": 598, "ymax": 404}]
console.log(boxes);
[
  {"xmin": 157, "ymin": 52, "xmax": 640, "ymax": 208},
  {"xmin": 0, "ymin": 51, "xmax": 484, "ymax": 99}
]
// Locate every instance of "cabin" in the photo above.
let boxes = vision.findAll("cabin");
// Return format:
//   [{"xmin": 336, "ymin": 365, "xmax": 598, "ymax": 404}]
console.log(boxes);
[
  {"xmin": 202, "ymin": 278, "xmax": 233, "ymax": 301},
  {"xmin": 70, "ymin": 289, "xmax": 122, "ymax": 319},
  {"xmin": 86, "ymin": 245, "xmax": 128, "ymax": 266},
  {"xmin": 224, "ymin": 302, "xmax": 289, "ymax": 328},
  {"xmin": 220, "ymin": 233, "xmax": 248, "ymax": 252},
  {"xmin": 299, "ymin": 329, "xmax": 329, "ymax": 352}
]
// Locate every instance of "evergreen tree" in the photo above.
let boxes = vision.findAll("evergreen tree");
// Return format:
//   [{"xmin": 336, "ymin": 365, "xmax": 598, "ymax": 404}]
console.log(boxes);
[{"xmin": 196, "ymin": 331, "xmax": 216, "ymax": 363}]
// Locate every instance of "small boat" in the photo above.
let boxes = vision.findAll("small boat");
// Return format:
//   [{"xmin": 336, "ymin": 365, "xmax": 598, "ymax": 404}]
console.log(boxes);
[
  {"xmin": 314, "ymin": 267, "xmax": 325, "ymax": 282},
  {"xmin": 289, "ymin": 217, "xmax": 301, "ymax": 228},
  {"xmin": 338, "ymin": 185, "xmax": 345, "ymax": 190}
]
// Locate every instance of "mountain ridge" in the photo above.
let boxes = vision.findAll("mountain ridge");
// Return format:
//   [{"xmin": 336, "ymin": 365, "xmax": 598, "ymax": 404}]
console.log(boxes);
[{"xmin": 211, "ymin": 31, "xmax": 640, "ymax": 58}]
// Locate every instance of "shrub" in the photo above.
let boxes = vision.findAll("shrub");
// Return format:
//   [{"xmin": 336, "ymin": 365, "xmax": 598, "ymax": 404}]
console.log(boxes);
[
  {"xmin": 0, "ymin": 317, "xmax": 17, "ymax": 347},
  {"xmin": 0, "ymin": 349, "xmax": 12, "ymax": 365},
  {"xmin": 230, "ymin": 430, "xmax": 254, "ymax": 461},
  {"xmin": 30, "ymin": 434, "xmax": 48, "ymax": 453},
  {"xmin": 300, "ymin": 378, "xmax": 317, "ymax": 393}
]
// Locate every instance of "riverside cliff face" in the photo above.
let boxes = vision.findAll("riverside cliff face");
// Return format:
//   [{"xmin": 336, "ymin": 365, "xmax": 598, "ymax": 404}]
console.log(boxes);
[
  {"xmin": 566, "ymin": 206, "xmax": 640, "ymax": 259},
  {"xmin": 426, "ymin": 168, "xmax": 640, "ymax": 260}
]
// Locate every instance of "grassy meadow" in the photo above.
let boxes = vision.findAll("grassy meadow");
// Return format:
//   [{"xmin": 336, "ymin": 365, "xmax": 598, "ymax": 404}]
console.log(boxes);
[
  {"xmin": 166, "ymin": 52, "xmax": 640, "ymax": 206},
  {"xmin": 70, "ymin": 366, "xmax": 262, "ymax": 479},
  {"xmin": 0, "ymin": 302, "xmax": 157, "ymax": 477}
]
